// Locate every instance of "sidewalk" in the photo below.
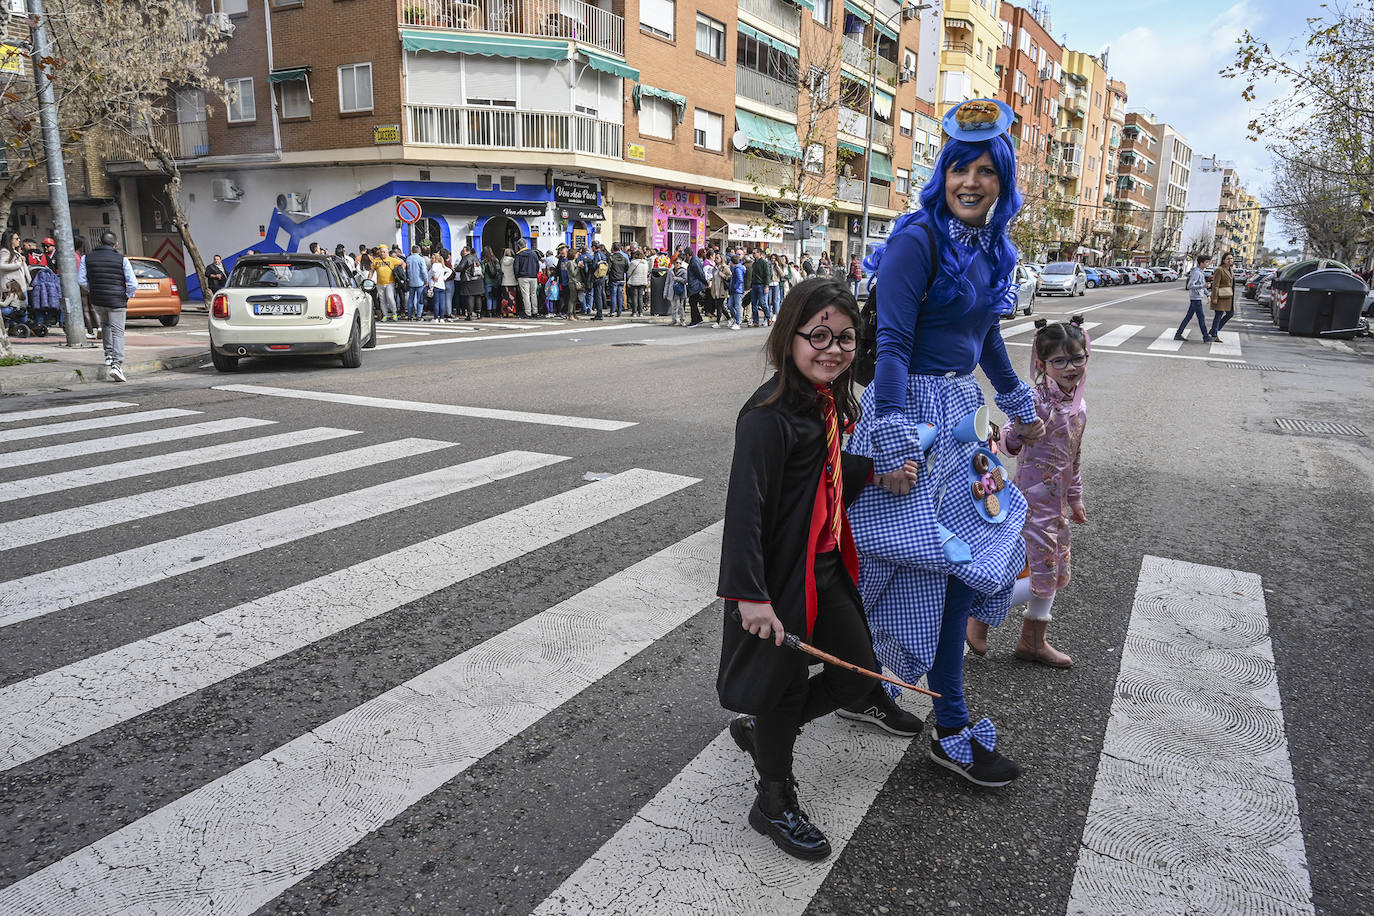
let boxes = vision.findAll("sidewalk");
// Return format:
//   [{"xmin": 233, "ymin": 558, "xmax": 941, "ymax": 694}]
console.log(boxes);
[{"xmin": 0, "ymin": 303, "xmax": 209, "ymax": 395}]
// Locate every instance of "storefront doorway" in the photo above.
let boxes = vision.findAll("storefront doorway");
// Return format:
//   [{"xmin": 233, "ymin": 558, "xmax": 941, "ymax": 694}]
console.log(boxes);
[
  {"xmin": 481, "ymin": 216, "xmax": 524, "ymax": 256},
  {"xmin": 412, "ymin": 217, "xmax": 443, "ymax": 252}
]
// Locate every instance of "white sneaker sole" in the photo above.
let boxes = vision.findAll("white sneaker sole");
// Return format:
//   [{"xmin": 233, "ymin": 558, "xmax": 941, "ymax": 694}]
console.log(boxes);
[
  {"xmin": 927, "ymin": 748, "xmax": 1015, "ymax": 787},
  {"xmin": 834, "ymin": 707, "xmax": 920, "ymax": 737}
]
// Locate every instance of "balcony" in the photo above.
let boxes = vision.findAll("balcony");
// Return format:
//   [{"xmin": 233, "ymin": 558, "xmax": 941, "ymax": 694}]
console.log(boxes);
[
  {"xmin": 835, "ymin": 175, "xmax": 864, "ymax": 203},
  {"xmin": 734, "ymin": 154, "xmax": 795, "ymax": 188},
  {"xmin": 738, "ymin": 0, "xmax": 801, "ymax": 38},
  {"xmin": 405, "ymin": 104, "xmax": 622, "ymax": 159},
  {"xmin": 106, "ymin": 118, "xmax": 210, "ymax": 162},
  {"xmin": 402, "ymin": 0, "xmax": 625, "ymax": 56},
  {"xmin": 942, "ymin": 40, "xmax": 974, "ymax": 54},
  {"xmin": 839, "ymin": 106, "xmax": 866, "ymax": 137},
  {"xmin": 1058, "ymin": 159, "xmax": 1082, "ymax": 179},
  {"xmin": 736, "ymin": 67, "xmax": 799, "ymax": 110},
  {"xmin": 1059, "ymin": 127, "xmax": 1084, "ymax": 145}
]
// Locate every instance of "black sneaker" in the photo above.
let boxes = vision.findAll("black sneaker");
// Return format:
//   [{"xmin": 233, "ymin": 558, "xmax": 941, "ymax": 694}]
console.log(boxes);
[
  {"xmin": 729, "ymin": 715, "xmax": 758, "ymax": 770},
  {"xmin": 928, "ymin": 719, "xmax": 1020, "ymax": 787},
  {"xmin": 836, "ymin": 686, "xmax": 923, "ymax": 737}
]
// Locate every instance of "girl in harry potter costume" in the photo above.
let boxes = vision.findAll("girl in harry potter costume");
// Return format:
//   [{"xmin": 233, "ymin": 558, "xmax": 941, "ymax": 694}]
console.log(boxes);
[{"xmin": 717, "ymin": 277, "xmax": 920, "ymax": 861}]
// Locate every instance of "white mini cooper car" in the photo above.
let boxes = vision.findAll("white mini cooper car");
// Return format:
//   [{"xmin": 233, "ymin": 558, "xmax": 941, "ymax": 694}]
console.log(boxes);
[{"xmin": 209, "ymin": 254, "xmax": 376, "ymax": 372}]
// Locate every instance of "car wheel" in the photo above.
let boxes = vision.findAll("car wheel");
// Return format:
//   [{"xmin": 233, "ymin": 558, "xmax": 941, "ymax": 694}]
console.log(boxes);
[
  {"xmin": 362, "ymin": 312, "xmax": 377, "ymax": 349},
  {"xmin": 159, "ymin": 314, "xmax": 181, "ymax": 327},
  {"xmin": 341, "ymin": 319, "xmax": 363, "ymax": 368},
  {"xmin": 1023, "ymin": 296, "xmax": 1034, "ymax": 316},
  {"xmin": 210, "ymin": 347, "xmax": 239, "ymax": 372},
  {"xmin": 1087, "ymin": 280, "xmax": 1096, "ymax": 289}
]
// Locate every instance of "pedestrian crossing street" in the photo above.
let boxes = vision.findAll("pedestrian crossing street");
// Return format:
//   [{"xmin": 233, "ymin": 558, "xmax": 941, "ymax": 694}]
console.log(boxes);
[
  {"xmin": 0, "ymin": 397, "xmax": 1317, "ymax": 915},
  {"xmin": 1001, "ymin": 319, "xmax": 1247, "ymax": 360}
]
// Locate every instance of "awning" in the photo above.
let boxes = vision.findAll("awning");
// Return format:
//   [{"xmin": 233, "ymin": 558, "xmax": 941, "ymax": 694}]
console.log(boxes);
[
  {"xmin": 400, "ymin": 29, "xmax": 570, "ymax": 59},
  {"xmin": 633, "ymin": 83, "xmax": 686, "ymax": 123},
  {"xmin": 737, "ymin": 22, "xmax": 799, "ymax": 57},
  {"xmin": 872, "ymin": 87, "xmax": 894, "ymax": 119},
  {"xmin": 838, "ymin": 138, "xmax": 866, "ymax": 155},
  {"xmin": 870, "ymin": 151, "xmax": 894, "ymax": 182},
  {"xmin": 945, "ymin": 17, "xmax": 973, "ymax": 30},
  {"xmin": 268, "ymin": 67, "xmax": 310, "ymax": 83},
  {"xmin": 843, "ymin": 0, "xmax": 865, "ymax": 16},
  {"xmin": 735, "ymin": 108, "xmax": 803, "ymax": 160},
  {"xmin": 789, "ymin": 0, "xmax": 815, "ymax": 10},
  {"xmin": 581, "ymin": 49, "xmax": 638, "ymax": 81},
  {"xmin": 872, "ymin": 18, "xmax": 897, "ymax": 41}
]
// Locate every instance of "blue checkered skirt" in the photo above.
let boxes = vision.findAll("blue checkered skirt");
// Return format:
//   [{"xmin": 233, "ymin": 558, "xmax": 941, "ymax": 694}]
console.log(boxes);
[{"xmin": 846, "ymin": 373, "xmax": 1027, "ymax": 681}]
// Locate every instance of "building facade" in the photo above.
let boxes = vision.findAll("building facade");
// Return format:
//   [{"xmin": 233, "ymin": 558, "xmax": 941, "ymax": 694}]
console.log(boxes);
[
  {"xmin": 938, "ymin": 0, "xmax": 1003, "ymax": 116},
  {"xmin": 1145, "ymin": 121, "xmax": 1191, "ymax": 263},
  {"xmin": 1113, "ymin": 112, "xmax": 1158, "ymax": 263}
]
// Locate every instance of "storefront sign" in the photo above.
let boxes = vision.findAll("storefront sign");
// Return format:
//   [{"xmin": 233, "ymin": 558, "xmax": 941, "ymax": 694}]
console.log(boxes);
[
  {"xmin": 373, "ymin": 124, "xmax": 401, "ymax": 144},
  {"xmin": 554, "ymin": 179, "xmax": 599, "ymax": 207},
  {"xmin": 502, "ymin": 205, "xmax": 547, "ymax": 218},
  {"xmin": 560, "ymin": 206, "xmax": 605, "ymax": 222},
  {"xmin": 626, "ymin": 143, "xmax": 646, "ymax": 161},
  {"xmin": 717, "ymin": 192, "xmax": 741, "ymax": 209},
  {"xmin": 652, "ymin": 187, "xmax": 706, "ymax": 252}
]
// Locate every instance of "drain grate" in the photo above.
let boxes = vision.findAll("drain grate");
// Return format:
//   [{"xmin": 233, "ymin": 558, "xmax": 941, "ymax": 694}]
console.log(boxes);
[
  {"xmin": 611, "ymin": 342, "xmax": 648, "ymax": 347},
  {"xmin": 1216, "ymin": 362, "xmax": 1288, "ymax": 371},
  {"xmin": 1275, "ymin": 417, "xmax": 1366, "ymax": 437}
]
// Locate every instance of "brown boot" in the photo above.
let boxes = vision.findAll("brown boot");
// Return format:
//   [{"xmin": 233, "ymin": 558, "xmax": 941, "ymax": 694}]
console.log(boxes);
[
  {"xmin": 965, "ymin": 617, "xmax": 989, "ymax": 656},
  {"xmin": 1014, "ymin": 618, "xmax": 1072, "ymax": 668}
]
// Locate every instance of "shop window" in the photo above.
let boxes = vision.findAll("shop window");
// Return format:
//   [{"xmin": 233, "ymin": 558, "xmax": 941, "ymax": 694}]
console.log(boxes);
[
  {"xmin": 225, "ymin": 77, "xmax": 255, "ymax": 122},
  {"xmin": 667, "ymin": 217, "xmax": 693, "ymax": 253}
]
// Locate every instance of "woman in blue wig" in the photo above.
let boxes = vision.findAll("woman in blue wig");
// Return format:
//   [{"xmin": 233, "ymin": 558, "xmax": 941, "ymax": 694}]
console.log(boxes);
[{"xmin": 836, "ymin": 98, "xmax": 1046, "ymax": 787}]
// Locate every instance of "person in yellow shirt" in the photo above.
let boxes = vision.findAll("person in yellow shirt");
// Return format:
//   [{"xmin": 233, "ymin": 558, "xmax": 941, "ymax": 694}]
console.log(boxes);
[{"xmin": 371, "ymin": 246, "xmax": 404, "ymax": 320}]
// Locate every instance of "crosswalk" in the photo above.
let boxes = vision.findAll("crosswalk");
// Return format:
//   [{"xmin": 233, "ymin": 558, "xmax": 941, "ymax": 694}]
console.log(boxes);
[
  {"xmin": 1002, "ymin": 318, "xmax": 1246, "ymax": 362},
  {"xmin": 0, "ymin": 397, "xmax": 1318, "ymax": 915}
]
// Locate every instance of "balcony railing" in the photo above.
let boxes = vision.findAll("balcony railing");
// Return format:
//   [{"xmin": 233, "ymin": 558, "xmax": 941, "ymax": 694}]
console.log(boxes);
[
  {"xmin": 734, "ymin": 154, "xmax": 795, "ymax": 188},
  {"xmin": 736, "ymin": 66, "xmax": 798, "ymax": 110},
  {"xmin": 835, "ymin": 175, "xmax": 864, "ymax": 203},
  {"xmin": 738, "ymin": 0, "xmax": 800, "ymax": 37},
  {"xmin": 405, "ymin": 104, "xmax": 622, "ymax": 159},
  {"xmin": 942, "ymin": 40, "xmax": 974, "ymax": 54},
  {"xmin": 403, "ymin": 0, "xmax": 625, "ymax": 56},
  {"xmin": 106, "ymin": 119, "xmax": 210, "ymax": 162},
  {"xmin": 873, "ymin": 120, "xmax": 893, "ymax": 148},
  {"xmin": 839, "ymin": 106, "xmax": 866, "ymax": 137}
]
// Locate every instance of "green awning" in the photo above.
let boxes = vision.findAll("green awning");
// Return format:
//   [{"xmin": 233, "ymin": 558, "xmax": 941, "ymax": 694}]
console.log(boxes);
[
  {"xmin": 790, "ymin": 0, "xmax": 815, "ymax": 10},
  {"xmin": 737, "ymin": 23, "xmax": 799, "ymax": 57},
  {"xmin": 870, "ymin": 151, "xmax": 894, "ymax": 182},
  {"xmin": 268, "ymin": 67, "xmax": 310, "ymax": 83},
  {"xmin": 582, "ymin": 49, "xmax": 638, "ymax": 81},
  {"xmin": 872, "ymin": 18, "xmax": 897, "ymax": 40},
  {"xmin": 838, "ymin": 138, "xmax": 866, "ymax": 155},
  {"xmin": 400, "ymin": 29, "xmax": 570, "ymax": 59},
  {"xmin": 735, "ymin": 108, "xmax": 803, "ymax": 160},
  {"xmin": 844, "ymin": 0, "xmax": 865, "ymax": 16},
  {"xmin": 633, "ymin": 83, "xmax": 687, "ymax": 123}
]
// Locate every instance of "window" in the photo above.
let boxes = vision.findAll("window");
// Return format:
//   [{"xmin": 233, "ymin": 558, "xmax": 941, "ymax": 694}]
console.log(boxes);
[
  {"xmin": 941, "ymin": 70, "xmax": 970, "ymax": 103},
  {"xmin": 639, "ymin": 95, "xmax": 674, "ymax": 139},
  {"xmin": 899, "ymin": 109, "xmax": 912, "ymax": 137},
  {"xmin": 280, "ymin": 79, "xmax": 310, "ymax": 119},
  {"xmin": 896, "ymin": 167, "xmax": 910, "ymax": 194},
  {"xmin": 808, "ymin": 66, "xmax": 830, "ymax": 103},
  {"xmin": 811, "ymin": 0, "xmax": 831, "ymax": 27},
  {"xmin": 1018, "ymin": 31, "xmax": 1030, "ymax": 54},
  {"xmin": 693, "ymin": 108, "xmax": 723, "ymax": 151},
  {"xmin": 338, "ymin": 63, "xmax": 373, "ymax": 113},
  {"xmin": 805, "ymin": 143, "xmax": 825, "ymax": 173},
  {"xmin": 225, "ymin": 77, "xmax": 255, "ymax": 122},
  {"xmin": 696, "ymin": 13, "xmax": 725, "ymax": 59},
  {"xmin": 222, "ymin": 0, "xmax": 248, "ymax": 12},
  {"xmin": 640, "ymin": 0, "xmax": 674, "ymax": 39}
]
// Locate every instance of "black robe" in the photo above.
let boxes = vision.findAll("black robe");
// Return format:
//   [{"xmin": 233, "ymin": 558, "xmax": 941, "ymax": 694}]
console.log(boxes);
[{"xmin": 716, "ymin": 375, "xmax": 874, "ymax": 715}]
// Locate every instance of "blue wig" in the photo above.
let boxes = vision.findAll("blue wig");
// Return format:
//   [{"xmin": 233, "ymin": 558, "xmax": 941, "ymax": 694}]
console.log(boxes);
[{"xmin": 865, "ymin": 134, "xmax": 1022, "ymax": 305}]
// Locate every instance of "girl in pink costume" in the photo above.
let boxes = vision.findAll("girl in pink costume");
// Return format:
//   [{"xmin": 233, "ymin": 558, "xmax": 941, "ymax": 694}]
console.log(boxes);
[{"xmin": 967, "ymin": 316, "xmax": 1088, "ymax": 667}]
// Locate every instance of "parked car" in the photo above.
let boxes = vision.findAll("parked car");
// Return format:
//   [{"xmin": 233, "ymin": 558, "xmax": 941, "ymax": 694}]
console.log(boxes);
[
  {"xmin": 1256, "ymin": 275, "xmax": 1275, "ymax": 311},
  {"xmin": 1084, "ymin": 267, "xmax": 1102, "ymax": 289},
  {"xmin": 1038, "ymin": 261, "xmax": 1087, "ymax": 297},
  {"xmin": 1158, "ymin": 267, "xmax": 1179, "ymax": 281},
  {"xmin": 126, "ymin": 257, "xmax": 183, "ymax": 326},
  {"xmin": 209, "ymin": 253, "xmax": 377, "ymax": 372},
  {"xmin": 1001, "ymin": 264, "xmax": 1039, "ymax": 317},
  {"xmin": 1244, "ymin": 268, "xmax": 1275, "ymax": 300}
]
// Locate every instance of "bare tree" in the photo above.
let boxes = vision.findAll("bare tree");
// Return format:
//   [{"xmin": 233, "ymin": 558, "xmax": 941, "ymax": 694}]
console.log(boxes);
[
  {"xmin": 1183, "ymin": 220, "xmax": 1216, "ymax": 261},
  {"xmin": 1010, "ymin": 145, "xmax": 1075, "ymax": 261}
]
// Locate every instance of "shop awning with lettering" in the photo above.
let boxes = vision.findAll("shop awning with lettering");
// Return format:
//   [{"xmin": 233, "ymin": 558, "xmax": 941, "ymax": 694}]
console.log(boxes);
[
  {"xmin": 735, "ymin": 108, "xmax": 804, "ymax": 160},
  {"xmin": 400, "ymin": 29, "xmax": 570, "ymax": 60},
  {"xmin": 581, "ymin": 49, "xmax": 638, "ymax": 81},
  {"xmin": 738, "ymin": 22, "xmax": 799, "ymax": 57}
]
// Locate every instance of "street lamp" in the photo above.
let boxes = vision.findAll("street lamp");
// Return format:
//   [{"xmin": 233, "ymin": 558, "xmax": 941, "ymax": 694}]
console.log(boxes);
[{"xmin": 858, "ymin": 1, "xmax": 935, "ymax": 257}]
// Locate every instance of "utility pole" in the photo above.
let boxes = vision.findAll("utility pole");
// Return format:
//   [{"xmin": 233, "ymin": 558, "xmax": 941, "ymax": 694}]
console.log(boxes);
[{"xmin": 26, "ymin": 0, "xmax": 88, "ymax": 347}]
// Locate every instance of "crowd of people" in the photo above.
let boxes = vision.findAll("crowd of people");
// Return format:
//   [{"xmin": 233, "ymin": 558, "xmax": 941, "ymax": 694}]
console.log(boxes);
[{"xmin": 0, "ymin": 231, "xmax": 98, "ymax": 340}]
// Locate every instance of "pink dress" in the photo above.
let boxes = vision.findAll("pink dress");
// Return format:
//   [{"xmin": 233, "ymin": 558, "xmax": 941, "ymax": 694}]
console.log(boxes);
[{"xmin": 1001, "ymin": 381, "xmax": 1086, "ymax": 598}]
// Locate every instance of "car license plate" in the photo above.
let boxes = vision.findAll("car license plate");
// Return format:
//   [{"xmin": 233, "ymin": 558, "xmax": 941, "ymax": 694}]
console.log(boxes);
[
  {"xmin": 253, "ymin": 302, "xmax": 304, "ymax": 315},
  {"xmin": 138, "ymin": 282, "xmax": 158, "ymax": 291}
]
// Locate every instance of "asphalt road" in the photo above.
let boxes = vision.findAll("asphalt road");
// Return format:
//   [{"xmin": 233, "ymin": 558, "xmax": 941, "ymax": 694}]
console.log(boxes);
[{"xmin": 0, "ymin": 280, "xmax": 1370, "ymax": 916}]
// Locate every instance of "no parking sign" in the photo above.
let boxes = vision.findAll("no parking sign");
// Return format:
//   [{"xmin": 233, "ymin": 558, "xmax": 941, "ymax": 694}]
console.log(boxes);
[{"xmin": 396, "ymin": 198, "xmax": 422, "ymax": 224}]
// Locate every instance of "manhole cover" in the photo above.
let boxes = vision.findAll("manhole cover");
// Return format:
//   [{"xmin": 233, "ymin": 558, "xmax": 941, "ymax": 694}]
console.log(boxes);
[{"xmin": 1274, "ymin": 418, "xmax": 1366, "ymax": 437}]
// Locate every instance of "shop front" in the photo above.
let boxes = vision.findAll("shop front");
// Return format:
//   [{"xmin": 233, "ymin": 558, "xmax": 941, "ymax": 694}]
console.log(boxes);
[
  {"xmin": 652, "ymin": 186, "xmax": 706, "ymax": 254},
  {"xmin": 554, "ymin": 177, "xmax": 604, "ymax": 250}
]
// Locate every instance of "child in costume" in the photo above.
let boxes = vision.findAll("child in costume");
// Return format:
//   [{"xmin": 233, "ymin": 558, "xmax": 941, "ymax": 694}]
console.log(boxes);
[
  {"xmin": 968, "ymin": 317, "xmax": 1089, "ymax": 667},
  {"xmin": 842, "ymin": 99, "xmax": 1045, "ymax": 788},
  {"xmin": 717, "ymin": 276, "xmax": 918, "ymax": 861}
]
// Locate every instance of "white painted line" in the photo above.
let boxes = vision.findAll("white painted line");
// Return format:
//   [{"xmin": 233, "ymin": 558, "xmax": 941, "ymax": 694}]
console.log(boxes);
[
  {"xmin": 1067, "ymin": 556, "xmax": 1314, "ymax": 916},
  {"xmin": 1074, "ymin": 288, "xmax": 1173, "ymax": 314},
  {"xmin": 1007, "ymin": 340, "xmax": 1244, "ymax": 365},
  {"xmin": 0, "ymin": 438, "xmax": 455, "ymax": 551},
  {"xmin": 1147, "ymin": 328, "xmax": 1184, "ymax": 352},
  {"xmin": 1080, "ymin": 321, "xmax": 1101, "ymax": 332},
  {"xmin": 535, "ymin": 693, "xmax": 933, "ymax": 915},
  {"xmin": 1316, "ymin": 338, "xmax": 1355, "ymax": 354},
  {"xmin": 0, "ymin": 428, "xmax": 354, "ymax": 504},
  {"xmin": 0, "ymin": 451, "xmax": 566, "ymax": 628},
  {"xmin": 0, "ymin": 408, "xmax": 199, "ymax": 444},
  {"xmin": 0, "ymin": 467, "xmax": 697, "ymax": 772},
  {"xmin": 1001, "ymin": 321, "xmax": 1037, "ymax": 337},
  {"xmin": 1209, "ymin": 334, "xmax": 1243, "ymax": 358},
  {"xmin": 0, "ymin": 418, "xmax": 277, "ymax": 471},
  {"xmin": 0, "ymin": 517, "xmax": 716, "ymax": 915},
  {"xmin": 213, "ymin": 384, "xmax": 636, "ymax": 432},
  {"xmin": 373, "ymin": 321, "xmax": 635, "ymax": 350},
  {"xmin": 0, "ymin": 401, "xmax": 138, "ymax": 424},
  {"xmin": 1091, "ymin": 324, "xmax": 1145, "ymax": 348}
]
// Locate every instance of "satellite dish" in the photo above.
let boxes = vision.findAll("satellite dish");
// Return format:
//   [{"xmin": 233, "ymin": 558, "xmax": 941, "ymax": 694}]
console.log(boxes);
[{"xmin": 731, "ymin": 130, "xmax": 750, "ymax": 152}]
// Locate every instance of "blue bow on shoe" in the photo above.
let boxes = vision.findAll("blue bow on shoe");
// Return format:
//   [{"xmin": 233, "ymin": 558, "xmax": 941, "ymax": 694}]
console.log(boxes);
[
  {"xmin": 937, "ymin": 717, "xmax": 997, "ymax": 766},
  {"xmin": 948, "ymin": 219, "xmax": 994, "ymax": 253}
]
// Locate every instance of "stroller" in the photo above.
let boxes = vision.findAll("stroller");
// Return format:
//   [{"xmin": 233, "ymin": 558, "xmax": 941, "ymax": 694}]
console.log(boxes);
[{"xmin": 1, "ymin": 287, "xmax": 45, "ymax": 338}]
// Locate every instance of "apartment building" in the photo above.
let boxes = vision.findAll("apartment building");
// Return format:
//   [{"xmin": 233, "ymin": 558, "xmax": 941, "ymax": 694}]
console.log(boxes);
[
  {"xmin": 105, "ymin": 0, "xmax": 937, "ymax": 295},
  {"xmin": 996, "ymin": 2, "xmax": 1062, "ymax": 184},
  {"xmin": 1113, "ymin": 112, "xmax": 1157, "ymax": 262},
  {"xmin": 1181, "ymin": 155, "xmax": 1254, "ymax": 260},
  {"xmin": 1097, "ymin": 78, "xmax": 1126, "ymax": 249},
  {"xmin": 1047, "ymin": 48, "xmax": 1108, "ymax": 261},
  {"xmin": 1145, "ymin": 122, "xmax": 1191, "ymax": 262},
  {"xmin": 938, "ymin": 0, "xmax": 1002, "ymax": 116}
]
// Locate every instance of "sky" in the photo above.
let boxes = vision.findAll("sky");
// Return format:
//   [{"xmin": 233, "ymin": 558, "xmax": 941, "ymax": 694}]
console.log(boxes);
[{"xmin": 1043, "ymin": 0, "xmax": 1328, "ymax": 249}]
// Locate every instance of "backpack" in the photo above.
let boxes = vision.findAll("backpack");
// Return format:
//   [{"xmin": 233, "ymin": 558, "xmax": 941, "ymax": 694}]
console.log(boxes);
[
  {"xmin": 672, "ymin": 269, "xmax": 687, "ymax": 298},
  {"xmin": 482, "ymin": 259, "xmax": 501, "ymax": 285},
  {"xmin": 545, "ymin": 278, "xmax": 560, "ymax": 301},
  {"xmin": 854, "ymin": 225, "xmax": 938, "ymax": 387},
  {"xmin": 594, "ymin": 258, "xmax": 609, "ymax": 279}
]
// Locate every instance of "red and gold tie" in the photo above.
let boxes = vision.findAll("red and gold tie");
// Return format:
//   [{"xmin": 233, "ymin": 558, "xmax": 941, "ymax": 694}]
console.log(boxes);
[{"xmin": 819, "ymin": 387, "xmax": 843, "ymax": 544}]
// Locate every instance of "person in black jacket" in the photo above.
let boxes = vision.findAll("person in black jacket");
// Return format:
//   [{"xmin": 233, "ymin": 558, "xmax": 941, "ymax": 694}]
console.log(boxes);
[
  {"xmin": 77, "ymin": 231, "xmax": 138, "ymax": 382},
  {"xmin": 717, "ymin": 277, "xmax": 917, "ymax": 861}
]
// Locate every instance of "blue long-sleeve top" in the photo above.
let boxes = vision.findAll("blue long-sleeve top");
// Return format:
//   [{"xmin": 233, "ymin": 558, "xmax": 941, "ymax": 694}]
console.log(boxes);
[{"xmin": 872, "ymin": 224, "xmax": 1027, "ymax": 417}]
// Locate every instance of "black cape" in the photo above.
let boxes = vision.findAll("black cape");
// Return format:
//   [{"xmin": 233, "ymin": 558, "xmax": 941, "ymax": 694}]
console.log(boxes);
[{"xmin": 716, "ymin": 375, "xmax": 874, "ymax": 715}]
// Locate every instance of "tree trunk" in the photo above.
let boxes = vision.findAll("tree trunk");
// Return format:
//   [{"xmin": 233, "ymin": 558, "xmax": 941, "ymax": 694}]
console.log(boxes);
[
  {"xmin": 0, "ymin": 163, "xmax": 39, "ymax": 236},
  {"xmin": 148, "ymin": 143, "xmax": 207, "ymax": 300}
]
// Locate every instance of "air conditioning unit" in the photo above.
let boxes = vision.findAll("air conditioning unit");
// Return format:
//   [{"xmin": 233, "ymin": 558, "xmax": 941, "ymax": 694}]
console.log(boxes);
[
  {"xmin": 276, "ymin": 191, "xmax": 310, "ymax": 215},
  {"xmin": 1039, "ymin": 67, "xmax": 1053, "ymax": 80},
  {"xmin": 204, "ymin": 11, "xmax": 235, "ymax": 37},
  {"xmin": 211, "ymin": 178, "xmax": 244, "ymax": 202},
  {"xmin": 898, "ymin": 68, "xmax": 914, "ymax": 84}
]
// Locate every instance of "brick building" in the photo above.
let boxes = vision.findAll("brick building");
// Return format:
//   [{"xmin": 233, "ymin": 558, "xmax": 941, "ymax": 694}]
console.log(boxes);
[{"xmin": 1113, "ymin": 111, "xmax": 1158, "ymax": 262}]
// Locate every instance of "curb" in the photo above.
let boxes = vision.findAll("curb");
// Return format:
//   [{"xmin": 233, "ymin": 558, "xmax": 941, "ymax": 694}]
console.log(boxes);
[{"xmin": 0, "ymin": 350, "xmax": 207, "ymax": 394}]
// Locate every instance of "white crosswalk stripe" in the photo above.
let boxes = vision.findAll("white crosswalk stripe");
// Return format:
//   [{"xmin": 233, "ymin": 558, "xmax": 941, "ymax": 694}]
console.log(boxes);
[
  {"xmin": 0, "ymin": 400, "xmax": 139, "ymax": 424},
  {"xmin": 0, "ymin": 408, "xmax": 199, "ymax": 444},
  {"xmin": 1091, "ymin": 324, "xmax": 1145, "ymax": 347},
  {"xmin": 1147, "ymin": 328, "xmax": 1185, "ymax": 351},
  {"xmin": 0, "ymin": 417, "xmax": 277, "ymax": 470}
]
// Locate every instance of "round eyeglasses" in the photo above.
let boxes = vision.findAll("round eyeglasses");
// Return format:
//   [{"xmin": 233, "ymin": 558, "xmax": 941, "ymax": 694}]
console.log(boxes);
[
  {"xmin": 1045, "ymin": 353, "xmax": 1089, "ymax": 370},
  {"xmin": 796, "ymin": 326, "xmax": 858, "ymax": 351}
]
